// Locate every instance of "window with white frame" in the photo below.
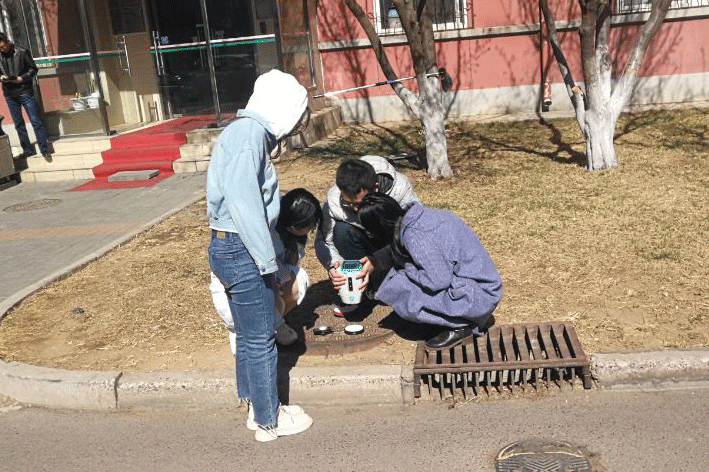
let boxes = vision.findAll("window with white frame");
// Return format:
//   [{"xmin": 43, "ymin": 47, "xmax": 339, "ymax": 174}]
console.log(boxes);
[
  {"xmin": 617, "ymin": 0, "xmax": 709, "ymax": 14},
  {"xmin": 374, "ymin": 0, "xmax": 468, "ymax": 35},
  {"xmin": 0, "ymin": 0, "xmax": 49, "ymax": 58}
]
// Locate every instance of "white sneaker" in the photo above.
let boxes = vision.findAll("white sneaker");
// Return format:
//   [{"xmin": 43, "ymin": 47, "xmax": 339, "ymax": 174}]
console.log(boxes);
[
  {"xmin": 247, "ymin": 403, "xmax": 304, "ymax": 431},
  {"xmin": 254, "ymin": 405, "xmax": 313, "ymax": 442}
]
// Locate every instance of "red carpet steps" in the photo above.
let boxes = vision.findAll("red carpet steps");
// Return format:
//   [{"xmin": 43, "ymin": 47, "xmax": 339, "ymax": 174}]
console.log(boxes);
[
  {"xmin": 16, "ymin": 105, "xmax": 342, "ymax": 185},
  {"xmin": 71, "ymin": 117, "xmax": 217, "ymax": 191},
  {"xmin": 171, "ymin": 105, "xmax": 344, "ymax": 173}
]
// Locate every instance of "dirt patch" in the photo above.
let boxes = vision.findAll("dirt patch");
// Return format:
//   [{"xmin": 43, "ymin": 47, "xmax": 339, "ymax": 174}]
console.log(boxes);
[{"xmin": 0, "ymin": 108, "xmax": 707, "ymax": 372}]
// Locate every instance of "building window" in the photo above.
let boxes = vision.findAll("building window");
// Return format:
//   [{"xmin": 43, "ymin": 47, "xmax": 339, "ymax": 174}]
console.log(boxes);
[
  {"xmin": 617, "ymin": 0, "xmax": 709, "ymax": 14},
  {"xmin": 109, "ymin": 0, "xmax": 146, "ymax": 35},
  {"xmin": 0, "ymin": 0, "xmax": 48, "ymax": 58},
  {"xmin": 374, "ymin": 0, "xmax": 467, "ymax": 35}
]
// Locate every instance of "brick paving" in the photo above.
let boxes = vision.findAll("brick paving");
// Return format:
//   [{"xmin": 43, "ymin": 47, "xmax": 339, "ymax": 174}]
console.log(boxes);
[{"xmin": 0, "ymin": 174, "xmax": 206, "ymax": 308}]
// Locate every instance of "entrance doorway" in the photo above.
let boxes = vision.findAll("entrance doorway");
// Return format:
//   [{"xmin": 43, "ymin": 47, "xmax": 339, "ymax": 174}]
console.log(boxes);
[{"xmin": 147, "ymin": 0, "xmax": 278, "ymax": 118}]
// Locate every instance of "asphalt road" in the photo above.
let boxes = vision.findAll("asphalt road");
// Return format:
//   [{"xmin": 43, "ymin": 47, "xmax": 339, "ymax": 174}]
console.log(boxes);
[{"xmin": 2, "ymin": 385, "xmax": 708, "ymax": 471}]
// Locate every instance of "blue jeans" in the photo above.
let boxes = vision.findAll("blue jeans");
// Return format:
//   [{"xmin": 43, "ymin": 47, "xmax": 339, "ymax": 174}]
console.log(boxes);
[
  {"xmin": 208, "ymin": 230, "xmax": 278, "ymax": 427},
  {"xmin": 6, "ymin": 93, "xmax": 49, "ymax": 155}
]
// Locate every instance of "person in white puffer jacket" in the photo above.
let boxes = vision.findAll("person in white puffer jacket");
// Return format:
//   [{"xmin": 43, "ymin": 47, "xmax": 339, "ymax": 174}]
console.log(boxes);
[{"xmin": 210, "ymin": 188, "xmax": 321, "ymax": 352}]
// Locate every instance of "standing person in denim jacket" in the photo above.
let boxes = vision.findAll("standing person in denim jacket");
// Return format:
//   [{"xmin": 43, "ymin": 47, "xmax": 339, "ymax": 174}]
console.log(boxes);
[
  {"xmin": 206, "ymin": 70, "xmax": 312, "ymax": 442},
  {"xmin": 0, "ymin": 33, "xmax": 50, "ymax": 159}
]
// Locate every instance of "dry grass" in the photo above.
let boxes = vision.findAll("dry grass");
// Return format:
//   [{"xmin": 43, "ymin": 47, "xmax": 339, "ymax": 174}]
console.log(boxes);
[{"xmin": 0, "ymin": 107, "xmax": 707, "ymax": 371}]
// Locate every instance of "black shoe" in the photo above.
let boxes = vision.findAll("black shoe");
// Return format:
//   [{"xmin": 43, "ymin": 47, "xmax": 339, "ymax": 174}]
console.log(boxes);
[
  {"xmin": 425, "ymin": 326, "xmax": 474, "ymax": 349},
  {"xmin": 41, "ymin": 152, "xmax": 52, "ymax": 159}
]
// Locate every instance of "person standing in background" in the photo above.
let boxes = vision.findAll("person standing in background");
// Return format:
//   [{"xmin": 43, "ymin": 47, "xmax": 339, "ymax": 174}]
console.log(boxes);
[{"xmin": 0, "ymin": 32, "xmax": 50, "ymax": 159}]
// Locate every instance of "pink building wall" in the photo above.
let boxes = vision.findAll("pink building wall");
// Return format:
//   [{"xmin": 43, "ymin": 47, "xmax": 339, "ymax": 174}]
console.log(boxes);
[{"xmin": 317, "ymin": 0, "xmax": 709, "ymax": 109}]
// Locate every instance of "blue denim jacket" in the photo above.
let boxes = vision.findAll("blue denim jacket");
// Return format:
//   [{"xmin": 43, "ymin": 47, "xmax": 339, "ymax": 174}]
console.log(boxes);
[{"xmin": 206, "ymin": 110, "xmax": 280, "ymax": 275}]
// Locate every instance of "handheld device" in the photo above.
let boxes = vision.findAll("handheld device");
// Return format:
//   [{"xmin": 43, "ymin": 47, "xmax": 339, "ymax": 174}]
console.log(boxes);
[{"xmin": 338, "ymin": 259, "xmax": 363, "ymax": 305}]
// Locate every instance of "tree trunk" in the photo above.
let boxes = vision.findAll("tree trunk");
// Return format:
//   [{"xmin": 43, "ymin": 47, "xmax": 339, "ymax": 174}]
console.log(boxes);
[
  {"xmin": 344, "ymin": 0, "xmax": 452, "ymax": 179},
  {"xmin": 418, "ymin": 72, "xmax": 452, "ymax": 178},
  {"xmin": 584, "ymin": 110, "xmax": 617, "ymax": 170},
  {"xmin": 540, "ymin": 0, "xmax": 671, "ymax": 171}
]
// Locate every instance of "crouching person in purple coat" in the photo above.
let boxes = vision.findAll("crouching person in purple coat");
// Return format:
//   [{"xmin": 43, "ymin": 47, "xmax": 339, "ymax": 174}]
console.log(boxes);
[{"xmin": 358, "ymin": 193, "xmax": 503, "ymax": 349}]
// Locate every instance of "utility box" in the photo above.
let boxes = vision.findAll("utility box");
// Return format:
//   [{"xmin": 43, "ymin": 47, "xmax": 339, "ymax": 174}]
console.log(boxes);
[{"xmin": 0, "ymin": 134, "xmax": 15, "ymax": 180}]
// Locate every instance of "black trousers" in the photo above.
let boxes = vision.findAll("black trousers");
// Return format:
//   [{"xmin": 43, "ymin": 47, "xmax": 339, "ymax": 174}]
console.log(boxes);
[{"xmin": 332, "ymin": 220, "xmax": 387, "ymax": 260}]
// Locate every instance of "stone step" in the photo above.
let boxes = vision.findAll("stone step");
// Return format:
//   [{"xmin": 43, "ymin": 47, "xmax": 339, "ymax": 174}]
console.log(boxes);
[
  {"xmin": 168, "ymin": 122, "xmax": 223, "ymax": 173},
  {"xmin": 49, "ymin": 136, "xmax": 113, "ymax": 154},
  {"xmin": 23, "ymin": 153, "xmax": 103, "ymax": 171},
  {"xmin": 185, "ymin": 127, "xmax": 223, "ymax": 144},
  {"xmin": 17, "ymin": 145, "xmax": 104, "ymax": 182},
  {"xmin": 179, "ymin": 142, "xmax": 215, "ymax": 159},
  {"xmin": 291, "ymin": 106, "xmax": 343, "ymax": 149},
  {"xmin": 173, "ymin": 154, "xmax": 210, "ymax": 174},
  {"xmin": 21, "ymin": 166, "xmax": 96, "ymax": 183}
]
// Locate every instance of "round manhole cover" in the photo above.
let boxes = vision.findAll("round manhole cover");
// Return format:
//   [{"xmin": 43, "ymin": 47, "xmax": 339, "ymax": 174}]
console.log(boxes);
[
  {"xmin": 3, "ymin": 199, "xmax": 62, "ymax": 212},
  {"xmin": 285, "ymin": 281, "xmax": 398, "ymax": 355},
  {"xmin": 495, "ymin": 439, "xmax": 592, "ymax": 472}
]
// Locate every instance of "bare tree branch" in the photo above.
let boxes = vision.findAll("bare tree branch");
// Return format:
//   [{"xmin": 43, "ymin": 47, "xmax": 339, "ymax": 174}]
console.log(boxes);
[
  {"xmin": 611, "ymin": 0, "xmax": 672, "ymax": 115},
  {"xmin": 392, "ymin": 0, "xmax": 429, "ymax": 74},
  {"xmin": 539, "ymin": 0, "xmax": 578, "ymax": 96},
  {"xmin": 595, "ymin": 1, "xmax": 611, "ymax": 50},
  {"xmin": 596, "ymin": 1, "xmax": 613, "ymax": 102},
  {"xmin": 416, "ymin": 0, "xmax": 427, "ymax": 21},
  {"xmin": 579, "ymin": 0, "xmax": 601, "ymax": 108},
  {"xmin": 343, "ymin": 0, "xmax": 421, "ymax": 114},
  {"xmin": 343, "ymin": 0, "xmax": 398, "ymax": 82}
]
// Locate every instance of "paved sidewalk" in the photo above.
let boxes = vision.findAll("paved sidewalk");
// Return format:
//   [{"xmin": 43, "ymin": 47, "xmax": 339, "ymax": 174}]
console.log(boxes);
[
  {"xmin": 0, "ymin": 174, "xmax": 206, "ymax": 316},
  {"xmin": 1, "ymin": 173, "xmax": 709, "ymax": 411}
]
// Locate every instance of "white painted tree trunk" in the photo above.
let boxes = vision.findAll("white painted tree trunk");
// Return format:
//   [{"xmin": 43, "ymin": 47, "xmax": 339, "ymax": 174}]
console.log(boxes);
[
  {"xmin": 540, "ymin": 0, "xmax": 671, "ymax": 171},
  {"xmin": 343, "ymin": 0, "xmax": 453, "ymax": 179},
  {"xmin": 417, "ymin": 74, "xmax": 452, "ymax": 179},
  {"xmin": 583, "ymin": 110, "xmax": 617, "ymax": 170}
]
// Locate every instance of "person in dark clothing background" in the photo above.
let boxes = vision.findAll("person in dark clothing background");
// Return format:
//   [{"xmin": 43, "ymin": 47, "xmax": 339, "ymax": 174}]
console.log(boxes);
[{"xmin": 0, "ymin": 32, "xmax": 50, "ymax": 159}]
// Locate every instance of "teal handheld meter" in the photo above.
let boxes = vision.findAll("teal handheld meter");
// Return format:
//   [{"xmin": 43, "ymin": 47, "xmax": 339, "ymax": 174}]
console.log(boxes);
[{"xmin": 338, "ymin": 260, "xmax": 363, "ymax": 304}]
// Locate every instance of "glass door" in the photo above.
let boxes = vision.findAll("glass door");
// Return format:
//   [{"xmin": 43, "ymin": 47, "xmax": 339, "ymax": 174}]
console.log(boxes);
[{"xmin": 148, "ymin": 0, "xmax": 274, "ymax": 119}]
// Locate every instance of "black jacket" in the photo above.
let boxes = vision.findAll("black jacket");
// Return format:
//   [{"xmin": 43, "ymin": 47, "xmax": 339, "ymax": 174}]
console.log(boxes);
[{"xmin": 0, "ymin": 45, "xmax": 38, "ymax": 98}]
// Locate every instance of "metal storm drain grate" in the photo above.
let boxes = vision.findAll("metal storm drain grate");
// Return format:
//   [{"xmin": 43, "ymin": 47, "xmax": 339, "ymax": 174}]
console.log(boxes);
[
  {"xmin": 3, "ymin": 199, "xmax": 62, "ymax": 212},
  {"xmin": 413, "ymin": 322, "xmax": 591, "ymax": 398}
]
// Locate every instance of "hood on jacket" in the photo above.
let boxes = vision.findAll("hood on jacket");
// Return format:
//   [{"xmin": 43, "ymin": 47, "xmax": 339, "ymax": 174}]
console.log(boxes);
[{"xmin": 245, "ymin": 69, "xmax": 308, "ymax": 140}]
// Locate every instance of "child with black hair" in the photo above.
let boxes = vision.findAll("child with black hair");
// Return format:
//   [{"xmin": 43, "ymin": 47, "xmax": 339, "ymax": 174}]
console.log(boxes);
[{"xmin": 210, "ymin": 188, "xmax": 322, "ymax": 352}]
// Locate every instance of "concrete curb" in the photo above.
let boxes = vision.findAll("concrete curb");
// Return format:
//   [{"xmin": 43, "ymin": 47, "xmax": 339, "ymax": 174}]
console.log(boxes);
[
  {"xmin": 285, "ymin": 365, "xmax": 407, "ymax": 406},
  {"xmin": 0, "ymin": 360, "xmax": 410, "ymax": 410},
  {"xmin": 591, "ymin": 349, "xmax": 709, "ymax": 389},
  {"xmin": 0, "ymin": 191, "xmax": 205, "ymax": 321},
  {"xmin": 117, "ymin": 371, "xmax": 235, "ymax": 410},
  {"xmin": 0, "ymin": 360, "xmax": 120, "ymax": 410},
  {"xmin": 4, "ymin": 351, "xmax": 709, "ymax": 410}
]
